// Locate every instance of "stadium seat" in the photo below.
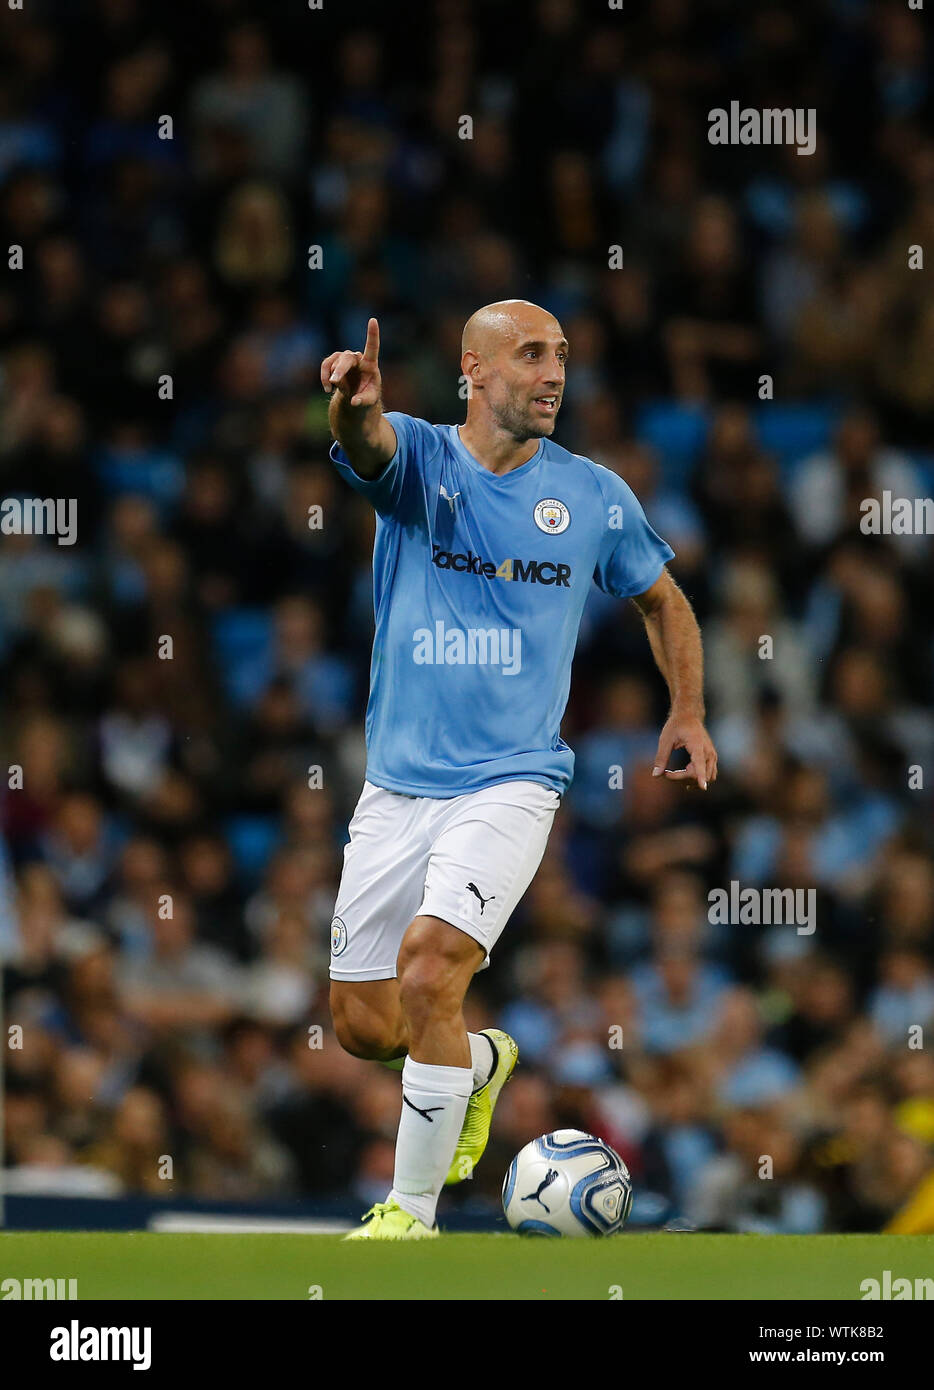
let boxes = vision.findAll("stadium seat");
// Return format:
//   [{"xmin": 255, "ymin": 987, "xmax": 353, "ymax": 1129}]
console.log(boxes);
[
  {"xmin": 908, "ymin": 453, "xmax": 934, "ymax": 497},
  {"xmin": 754, "ymin": 404, "xmax": 839, "ymax": 477},
  {"xmin": 211, "ymin": 609, "xmax": 273, "ymax": 707},
  {"xmin": 223, "ymin": 814, "xmax": 280, "ymax": 884},
  {"xmin": 633, "ymin": 402, "xmax": 709, "ymax": 488},
  {"xmin": 92, "ymin": 448, "xmax": 186, "ymax": 511}
]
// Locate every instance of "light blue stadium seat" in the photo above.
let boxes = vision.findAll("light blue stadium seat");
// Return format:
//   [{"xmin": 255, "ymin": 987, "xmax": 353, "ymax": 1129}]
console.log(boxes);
[
  {"xmin": 211, "ymin": 609, "xmax": 272, "ymax": 707},
  {"xmin": 93, "ymin": 448, "xmax": 186, "ymax": 511},
  {"xmin": 908, "ymin": 453, "xmax": 934, "ymax": 496},
  {"xmin": 755, "ymin": 403, "xmax": 839, "ymax": 478},
  {"xmin": 633, "ymin": 402, "xmax": 709, "ymax": 488},
  {"xmin": 223, "ymin": 815, "xmax": 280, "ymax": 884}
]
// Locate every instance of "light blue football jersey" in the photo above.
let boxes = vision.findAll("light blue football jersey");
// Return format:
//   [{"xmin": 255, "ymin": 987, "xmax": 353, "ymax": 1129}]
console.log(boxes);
[{"xmin": 330, "ymin": 413, "xmax": 674, "ymax": 797}]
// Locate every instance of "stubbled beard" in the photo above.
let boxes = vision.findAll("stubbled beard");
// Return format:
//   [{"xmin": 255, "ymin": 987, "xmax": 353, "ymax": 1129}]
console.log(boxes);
[{"xmin": 491, "ymin": 394, "xmax": 555, "ymax": 441}]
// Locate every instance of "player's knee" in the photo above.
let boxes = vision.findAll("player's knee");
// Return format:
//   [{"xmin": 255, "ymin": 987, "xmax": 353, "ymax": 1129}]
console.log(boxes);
[
  {"xmin": 329, "ymin": 988, "xmax": 402, "ymax": 1061},
  {"xmin": 397, "ymin": 944, "xmax": 463, "ymax": 1028}
]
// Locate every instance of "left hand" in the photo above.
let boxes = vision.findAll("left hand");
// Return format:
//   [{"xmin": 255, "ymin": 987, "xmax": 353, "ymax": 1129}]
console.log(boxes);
[{"xmin": 652, "ymin": 712, "xmax": 718, "ymax": 792}]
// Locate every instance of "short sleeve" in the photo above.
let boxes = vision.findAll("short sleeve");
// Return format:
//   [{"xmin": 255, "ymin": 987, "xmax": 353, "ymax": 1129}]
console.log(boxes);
[
  {"xmin": 593, "ymin": 465, "xmax": 675, "ymax": 598},
  {"xmin": 329, "ymin": 411, "xmax": 431, "ymax": 517}
]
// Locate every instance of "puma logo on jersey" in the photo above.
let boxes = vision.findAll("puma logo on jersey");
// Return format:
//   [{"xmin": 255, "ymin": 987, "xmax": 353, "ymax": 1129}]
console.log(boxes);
[{"xmin": 440, "ymin": 486, "xmax": 461, "ymax": 512}]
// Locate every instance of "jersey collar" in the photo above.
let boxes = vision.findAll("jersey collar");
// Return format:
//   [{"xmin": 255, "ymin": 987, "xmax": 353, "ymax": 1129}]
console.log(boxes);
[{"xmin": 451, "ymin": 426, "xmax": 545, "ymax": 480}]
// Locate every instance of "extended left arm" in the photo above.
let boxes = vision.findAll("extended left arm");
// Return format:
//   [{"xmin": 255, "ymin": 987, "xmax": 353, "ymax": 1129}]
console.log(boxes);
[{"xmin": 631, "ymin": 568, "xmax": 718, "ymax": 791}]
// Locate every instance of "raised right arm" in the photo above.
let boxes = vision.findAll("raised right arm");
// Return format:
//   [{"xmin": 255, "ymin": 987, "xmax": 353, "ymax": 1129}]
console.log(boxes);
[{"xmin": 321, "ymin": 317, "xmax": 397, "ymax": 480}]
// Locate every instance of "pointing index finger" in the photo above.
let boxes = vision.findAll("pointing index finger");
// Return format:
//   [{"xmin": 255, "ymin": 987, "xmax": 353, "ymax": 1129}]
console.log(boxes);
[{"xmin": 362, "ymin": 317, "xmax": 380, "ymax": 362}]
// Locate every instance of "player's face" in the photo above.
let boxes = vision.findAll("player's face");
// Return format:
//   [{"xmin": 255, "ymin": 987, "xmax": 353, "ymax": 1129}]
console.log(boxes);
[{"xmin": 486, "ymin": 330, "xmax": 568, "ymax": 440}]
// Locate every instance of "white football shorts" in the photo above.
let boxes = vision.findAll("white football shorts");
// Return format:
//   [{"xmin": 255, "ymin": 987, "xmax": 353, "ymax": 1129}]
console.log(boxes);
[{"xmin": 328, "ymin": 779, "xmax": 560, "ymax": 981}]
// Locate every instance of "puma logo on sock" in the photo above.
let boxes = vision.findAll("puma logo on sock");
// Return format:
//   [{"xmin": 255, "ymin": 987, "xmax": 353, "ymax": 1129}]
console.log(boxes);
[{"xmin": 403, "ymin": 1094, "xmax": 446, "ymax": 1123}]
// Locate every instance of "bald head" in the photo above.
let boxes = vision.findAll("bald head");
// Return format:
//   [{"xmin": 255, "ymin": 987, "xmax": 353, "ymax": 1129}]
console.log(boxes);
[
  {"xmin": 462, "ymin": 300, "xmax": 563, "ymax": 358},
  {"xmin": 459, "ymin": 299, "xmax": 568, "ymax": 443}
]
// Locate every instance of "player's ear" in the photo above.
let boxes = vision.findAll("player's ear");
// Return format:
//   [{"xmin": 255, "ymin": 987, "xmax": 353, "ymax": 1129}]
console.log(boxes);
[{"xmin": 461, "ymin": 350, "xmax": 483, "ymax": 390}]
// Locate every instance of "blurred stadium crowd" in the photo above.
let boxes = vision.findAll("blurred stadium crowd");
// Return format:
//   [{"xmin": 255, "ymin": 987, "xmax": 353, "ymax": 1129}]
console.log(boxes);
[{"xmin": 2, "ymin": 0, "xmax": 934, "ymax": 1232}]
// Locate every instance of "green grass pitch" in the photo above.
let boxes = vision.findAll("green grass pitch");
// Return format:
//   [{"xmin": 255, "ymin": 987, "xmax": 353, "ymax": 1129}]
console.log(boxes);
[{"xmin": 2, "ymin": 1232, "xmax": 932, "ymax": 1300}]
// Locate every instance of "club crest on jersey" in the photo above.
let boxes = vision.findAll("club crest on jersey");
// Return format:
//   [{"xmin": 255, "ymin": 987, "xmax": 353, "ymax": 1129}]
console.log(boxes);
[
  {"xmin": 330, "ymin": 916, "xmax": 347, "ymax": 956},
  {"xmin": 534, "ymin": 498, "xmax": 570, "ymax": 535}
]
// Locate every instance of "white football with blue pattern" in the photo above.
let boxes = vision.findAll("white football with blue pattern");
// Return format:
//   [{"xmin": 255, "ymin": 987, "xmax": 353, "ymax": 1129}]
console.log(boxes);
[{"xmin": 502, "ymin": 1129, "xmax": 633, "ymax": 1237}]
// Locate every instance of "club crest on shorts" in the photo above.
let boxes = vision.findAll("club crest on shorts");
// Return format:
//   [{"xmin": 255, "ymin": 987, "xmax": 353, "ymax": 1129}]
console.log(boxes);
[
  {"xmin": 330, "ymin": 916, "xmax": 347, "ymax": 956},
  {"xmin": 534, "ymin": 498, "xmax": 570, "ymax": 534}
]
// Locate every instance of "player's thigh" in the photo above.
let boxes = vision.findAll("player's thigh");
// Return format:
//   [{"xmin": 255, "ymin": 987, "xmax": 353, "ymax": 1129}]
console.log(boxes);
[
  {"xmin": 419, "ymin": 780, "xmax": 560, "ymax": 968},
  {"xmin": 329, "ymin": 781, "xmax": 432, "ymax": 986}
]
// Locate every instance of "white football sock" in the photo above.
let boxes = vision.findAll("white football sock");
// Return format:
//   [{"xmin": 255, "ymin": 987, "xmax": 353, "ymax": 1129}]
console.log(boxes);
[
  {"xmin": 380, "ymin": 1037, "xmax": 492, "ymax": 1088},
  {"xmin": 389, "ymin": 1057, "xmax": 472, "ymax": 1228},
  {"xmin": 468, "ymin": 1032, "xmax": 497, "ymax": 1092}
]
